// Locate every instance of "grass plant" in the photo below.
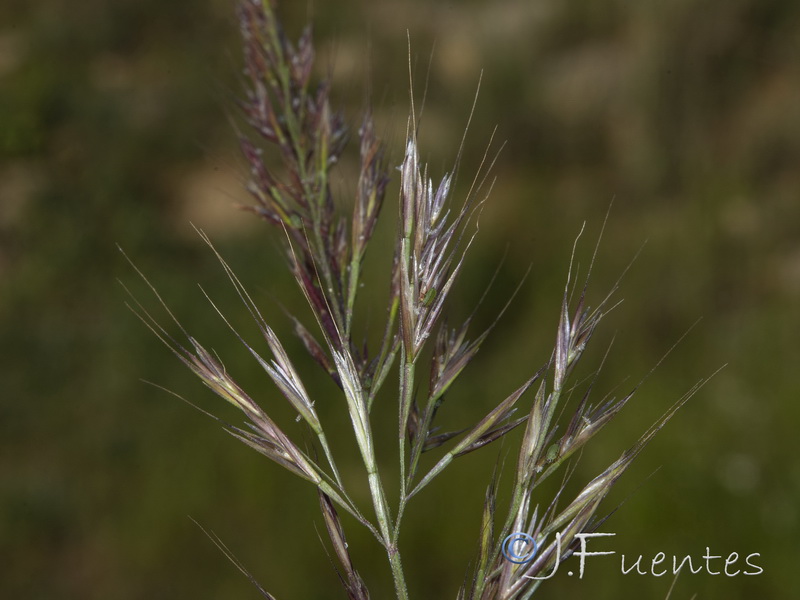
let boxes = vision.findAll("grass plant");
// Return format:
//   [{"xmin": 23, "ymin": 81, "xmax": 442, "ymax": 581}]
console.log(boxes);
[{"xmin": 123, "ymin": 1, "xmax": 713, "ymax": 597}]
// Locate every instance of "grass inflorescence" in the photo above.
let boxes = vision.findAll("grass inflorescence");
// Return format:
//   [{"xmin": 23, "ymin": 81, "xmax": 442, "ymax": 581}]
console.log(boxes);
[{"xmin": 123, "ymin": 1, "xmax": 712, "ymax": 598}]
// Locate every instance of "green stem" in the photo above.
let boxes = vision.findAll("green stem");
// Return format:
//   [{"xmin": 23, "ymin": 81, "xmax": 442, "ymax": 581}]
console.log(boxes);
[
  {"xmin": 364, "ymin": 435, "xmax": 410, "ymax": 600},
  {"xmin": 368, "ymin": 297, "xmax": 400, "ymax": 410},
  {"xmin": 398, "ymin": 358, "xmax": 415, "ymax": 500},
  {"xmin": 345, "ymin": 254, "xmax": 361, "ymax": 340},
  {"xmin": 343, "ymin": 365, "xmax": 408, "ymax": 599},
  {"xmin": 388, "ymin": 543, "xmax": 410, "ymax": 600},
  {"xmin": 406, "ymin": 389, "xmax": 443, "ymax": 486},
  {"xmin": 317, "ymin": 431, "xmax": 343, "ymax": 489}
]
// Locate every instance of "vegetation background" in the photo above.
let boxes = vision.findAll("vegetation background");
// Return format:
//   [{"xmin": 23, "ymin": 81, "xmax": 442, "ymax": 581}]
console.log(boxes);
[{"xmin": 2, "ymin": 0, "xmax": 798, "ymax": 598}]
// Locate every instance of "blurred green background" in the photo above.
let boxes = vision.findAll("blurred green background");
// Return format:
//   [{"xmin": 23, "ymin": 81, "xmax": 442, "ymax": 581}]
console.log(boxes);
[{"xmin": 2, "ymin": 0, "xmax": 799, "ymax": 598}]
